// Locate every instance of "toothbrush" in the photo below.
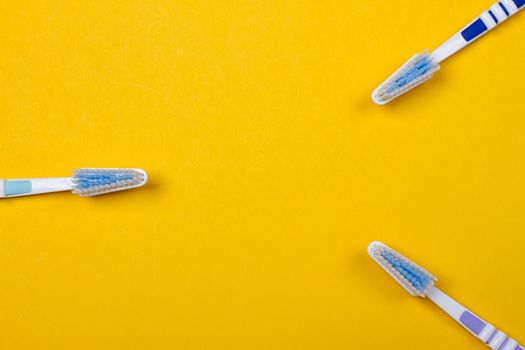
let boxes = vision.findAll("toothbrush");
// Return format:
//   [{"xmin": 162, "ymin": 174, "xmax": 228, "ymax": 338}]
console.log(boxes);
[
  {"xmin": 372, "ymin": 0, "xmax": 524, "ymax": 105},
  {"xmin": 368, "ymin": 241, "xmax": 522, "ymax": 350},
  {"xmin": 0, "ymin": 168, "xmax": 147, "ymax": 198}
]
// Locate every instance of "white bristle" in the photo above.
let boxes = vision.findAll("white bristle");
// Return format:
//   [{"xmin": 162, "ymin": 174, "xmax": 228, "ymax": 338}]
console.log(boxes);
[
  {"xmin": 372, "ymin": 51, "xmax": 440, "ymax": 105},
  {"xmin": 368, "ymin": 241, "xmax": 437, "ymax": 297}
]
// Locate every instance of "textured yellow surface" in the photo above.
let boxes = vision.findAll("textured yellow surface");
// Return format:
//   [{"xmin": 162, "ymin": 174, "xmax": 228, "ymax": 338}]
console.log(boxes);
[{"xmin": 0, "ymin": 1, "xmax": 524, "ymax": 349}]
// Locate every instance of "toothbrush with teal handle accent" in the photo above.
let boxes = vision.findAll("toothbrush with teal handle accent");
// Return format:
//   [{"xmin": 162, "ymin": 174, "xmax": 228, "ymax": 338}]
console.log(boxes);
[
  {"xmin": 368, "ymin": 241, "xmax": 523, "ymax": 350},
  {"xmin": 372, "ymin": 0, "xmax": 524, "ymax": 105},
  {"xmin": 0, "ymin": 168, "xmax": 147, "ymax": 198}
]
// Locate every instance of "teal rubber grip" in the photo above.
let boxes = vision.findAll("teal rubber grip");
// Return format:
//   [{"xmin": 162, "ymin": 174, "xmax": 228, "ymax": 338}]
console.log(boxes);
[{"xmin": 5, "ymin": 180, "xmax": 32, "ymax": 196}]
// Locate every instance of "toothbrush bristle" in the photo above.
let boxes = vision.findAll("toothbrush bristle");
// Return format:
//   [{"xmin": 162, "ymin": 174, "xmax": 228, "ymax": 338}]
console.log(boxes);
[
  {"xmin": 72, "ymin": 168, "xmax": 147, "ymax": 197},
  {"xmin": 372, "ymin": 51, "xmax": 440, "ymax": 105},
  {"xmin": 368, "ymin": 242, "xmax": 437, "ymax": 297}
]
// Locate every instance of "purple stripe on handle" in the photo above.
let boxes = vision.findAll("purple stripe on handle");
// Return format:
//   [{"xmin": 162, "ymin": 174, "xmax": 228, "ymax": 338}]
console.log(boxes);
[
  {"xmin": 487, "ymin": 330, "xmax": 498, "ymax": 344},
  {"xmin": 459, "ymin": 311, "xmax": 486, "ymax": 335},
  {"xmin": 498, "ymin": 338, "xmax": 509, "ymax": 350},
  {"xmin": 516, "ymin": 347, "xmax": 524, "ymax": 350}
]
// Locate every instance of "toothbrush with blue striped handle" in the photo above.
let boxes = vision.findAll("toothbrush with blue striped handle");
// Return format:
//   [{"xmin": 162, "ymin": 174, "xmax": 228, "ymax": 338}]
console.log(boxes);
[
  {"xmin": 0, "ymin": 168, "xmax": 147, "ymax": 198},
  {"xmin": 369, "ymin": 242, "xmax": 522, "ymax": 350},
  {"xmin": 372, "ymin": 0, "xmax": 524, "ymax": 105}
]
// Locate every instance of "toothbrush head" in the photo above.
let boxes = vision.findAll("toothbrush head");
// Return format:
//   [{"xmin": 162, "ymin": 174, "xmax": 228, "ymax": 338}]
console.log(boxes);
[
  {"xmin": 372, "ymin": 51, "xmax": 440, "ymax": 105},
  {"xmin": 72, "ymin": 168, "xmax": 147, "ymax": 197},
  {"xmin": 368, "ymin": 241, "xmax": 437, "ymax": 297}
]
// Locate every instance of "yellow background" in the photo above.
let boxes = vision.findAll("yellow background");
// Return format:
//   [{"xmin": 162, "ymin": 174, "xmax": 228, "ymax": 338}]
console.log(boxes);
[{"xmin": 1, "ymin": 1, "xmax": 524, "ymax": 349}]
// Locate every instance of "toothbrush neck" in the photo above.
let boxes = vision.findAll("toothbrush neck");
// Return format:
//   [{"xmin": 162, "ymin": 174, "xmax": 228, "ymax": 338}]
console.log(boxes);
[{"xmin": 432, "ymin": 33, "xmax": 465, "ymax": 63}]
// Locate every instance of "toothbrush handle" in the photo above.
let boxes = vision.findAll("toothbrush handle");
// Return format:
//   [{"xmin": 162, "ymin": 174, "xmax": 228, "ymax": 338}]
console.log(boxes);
[
  {"xmin": 432, "ymin": 0, "xmax": 524, "ymax": 62},
  {"xmin": 0, "ymin": 178, "xmax": 72, "ymax": 198},
  {"xmin": 427, "ymin": 287, "xmax": 522, "ymax": 350}
]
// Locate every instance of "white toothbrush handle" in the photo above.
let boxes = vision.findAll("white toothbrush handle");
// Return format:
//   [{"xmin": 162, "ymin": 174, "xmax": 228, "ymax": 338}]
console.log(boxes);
[
  {"xmin": 432, "ymin": 0, "xmax": 524, "ymax": 62},
  {"xmin": 427, "ymin": 287, "xmax": 522, "ymax": 350},
  {"xmin": 0, "ymin": 178, "xmax": 72, "ymax": 198}
]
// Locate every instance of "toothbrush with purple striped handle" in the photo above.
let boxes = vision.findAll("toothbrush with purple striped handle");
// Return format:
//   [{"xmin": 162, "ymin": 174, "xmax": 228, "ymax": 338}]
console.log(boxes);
[
  {"xmin": 372, "ymin": 0, "xmax": 524, "ymax": 105},
  {"xmin": 369, "ymin": 241, "xmax": 522, "ymax": 350}
]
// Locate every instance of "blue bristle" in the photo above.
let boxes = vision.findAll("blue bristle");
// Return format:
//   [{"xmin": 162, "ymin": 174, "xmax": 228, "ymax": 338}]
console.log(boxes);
[
  {"xmin": 372, "ymin": 51, "xmax": 440, "ymax": 105},
  {"xmin": 71, "ymin": 168, "xmax": 146, "ymax": 196},
  {"xmin": 380, "ymin": 249, "xmax": 432, "ymax": 293},
  {"xmin": 384, "ymin": 55, "xmax": 435, "ymax": 94},
  {"xmin": 73, "ymin": 171, "xmax": 134, "ymax": 189}
]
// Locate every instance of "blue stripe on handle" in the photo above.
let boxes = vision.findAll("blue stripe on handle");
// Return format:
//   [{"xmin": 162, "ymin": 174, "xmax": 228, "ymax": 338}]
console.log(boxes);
[
  {"xmin": 461, "ymin": 19, "xmax": 488, "ymax": 42},
  {"xmin": 489, "ymin": 10, "xmax": 499, "ymax": 23},
  {"xmin": 514, "ymin": 0, "xmax": 525, "ymax": 8},
  {"xmin": 499, "ymin": 2, "xmax": 510, "ymax": 16}
]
